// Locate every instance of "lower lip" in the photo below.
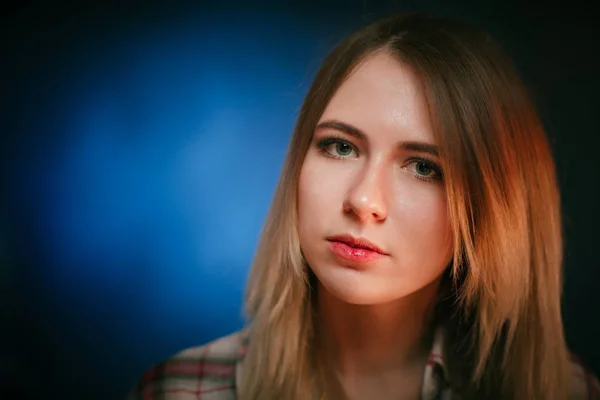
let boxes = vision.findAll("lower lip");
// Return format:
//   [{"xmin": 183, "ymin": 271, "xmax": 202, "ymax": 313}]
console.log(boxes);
[{"xmin": 328, "ymin": 241, "xmax": 385, "ymax": 263}]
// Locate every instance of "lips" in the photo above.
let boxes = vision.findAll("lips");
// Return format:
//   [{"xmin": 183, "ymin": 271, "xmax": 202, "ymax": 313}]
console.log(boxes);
[
  {"xmin": 325, "ymin": 234, "xmax": 387, "ymax": 254},
  {"xmin": 326, "ymin": 234, "xmax": 387, "ymax": 264}
]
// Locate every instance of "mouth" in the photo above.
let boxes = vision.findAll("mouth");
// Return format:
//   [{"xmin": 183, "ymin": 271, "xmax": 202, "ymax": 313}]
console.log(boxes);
[
  {"xmin": 325, "ymin": 234, "xmax": 388, "ymax": 264},
  {"xmin": 326, "ymin": 234, "xmax": 387, "ymax": 254}
]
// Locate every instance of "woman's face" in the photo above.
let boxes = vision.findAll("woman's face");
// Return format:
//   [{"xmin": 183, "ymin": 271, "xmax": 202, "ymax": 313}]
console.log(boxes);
[{"xmin": 298, "ymin": 52, "xmax": 453, "ymax": 305}]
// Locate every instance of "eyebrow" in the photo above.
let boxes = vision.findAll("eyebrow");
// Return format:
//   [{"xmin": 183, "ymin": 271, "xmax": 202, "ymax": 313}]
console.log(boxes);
[{"xmin": 315, "ymin": 120, "xmax": 440, "ymax": 157}]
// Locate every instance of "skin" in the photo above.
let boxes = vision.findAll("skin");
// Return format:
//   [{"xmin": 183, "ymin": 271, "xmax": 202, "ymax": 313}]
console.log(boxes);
[{"xmin": 298, "ymin": 51, "xmax": 454, "ymax": 399}]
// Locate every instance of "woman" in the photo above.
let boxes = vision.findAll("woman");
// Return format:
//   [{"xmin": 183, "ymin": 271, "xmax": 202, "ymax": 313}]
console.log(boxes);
[{"xmin": 128, "ymin": 13, "xmax": 600, "ymax": 399}]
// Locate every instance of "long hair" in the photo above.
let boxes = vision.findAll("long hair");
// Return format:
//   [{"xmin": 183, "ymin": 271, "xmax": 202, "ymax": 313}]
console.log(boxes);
[{"xmin": 241, "ymin": 13, "xmax": 569, "ymax": 399}]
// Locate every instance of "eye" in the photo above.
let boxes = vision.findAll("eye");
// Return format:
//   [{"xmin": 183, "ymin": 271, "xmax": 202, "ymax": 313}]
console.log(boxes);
[
  {"xmin": 316, "ymin": 137, "xmax": 358, "ymax": 159},
  {"xmin": 405, "ymin": 158, "xmax": 443, "ymax": 182},
  {"xmin": 332, "ymin": 142, "xmax": 354, "ymax": 157},
  {"xmin": 415, "ymin": 161, "xmax": 434, "ymax": 176}
]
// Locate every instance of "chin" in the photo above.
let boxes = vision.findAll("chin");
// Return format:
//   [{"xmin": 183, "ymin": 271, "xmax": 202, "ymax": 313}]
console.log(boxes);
[{"xmin": 314, "ymin": 266, "xmax": 405, "ymax": 305}]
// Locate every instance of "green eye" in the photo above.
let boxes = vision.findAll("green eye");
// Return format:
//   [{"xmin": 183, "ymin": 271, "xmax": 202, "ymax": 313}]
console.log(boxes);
[
  {"xmin": 316, "ymin": 137, "xmax": 358, "ymax": 159},
  {"xmin": 405, "ymin": 159, "xmax": 443, "ymax": 183},
  {"xmin": 415, "ymin": 161, "xmax": 434, "ymax": 176},
  {"xmin": 335, "ymin": 142, "xmax": 353, "ymax": 156}
]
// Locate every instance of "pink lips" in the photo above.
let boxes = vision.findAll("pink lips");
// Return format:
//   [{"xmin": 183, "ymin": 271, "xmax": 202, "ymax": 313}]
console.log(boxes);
[{"xmin": 326, "ymin": 234, "xmax": 387, "ymax": 263}]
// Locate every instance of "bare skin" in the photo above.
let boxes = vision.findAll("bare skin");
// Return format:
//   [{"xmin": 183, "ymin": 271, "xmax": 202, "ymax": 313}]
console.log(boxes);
[{"xmin": 318, "ymin": 280, "xmax": 439, "ymax": 399}]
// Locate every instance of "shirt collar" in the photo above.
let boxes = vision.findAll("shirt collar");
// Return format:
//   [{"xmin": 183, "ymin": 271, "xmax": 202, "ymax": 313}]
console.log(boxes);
[{"xmin": 422, "ymin": 326, "xmax": 452, "ymax": 399}]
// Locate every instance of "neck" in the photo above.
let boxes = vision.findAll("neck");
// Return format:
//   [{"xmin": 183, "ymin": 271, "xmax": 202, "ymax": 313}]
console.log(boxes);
[{"xmin": 316, "ymin": 279, "xmax": 440, "ymax": 377}]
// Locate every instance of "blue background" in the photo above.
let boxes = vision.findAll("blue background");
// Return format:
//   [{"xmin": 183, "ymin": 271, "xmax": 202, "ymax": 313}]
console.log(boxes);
[{"xmin": 2, "ymin": 2, "xmax": 599, "ymax": 399}]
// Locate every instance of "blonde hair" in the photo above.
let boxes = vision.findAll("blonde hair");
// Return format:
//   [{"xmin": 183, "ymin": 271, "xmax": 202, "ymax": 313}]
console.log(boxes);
[{"xmin": 241, "ymin": 13, "xmax": 569, "ymax": 399}]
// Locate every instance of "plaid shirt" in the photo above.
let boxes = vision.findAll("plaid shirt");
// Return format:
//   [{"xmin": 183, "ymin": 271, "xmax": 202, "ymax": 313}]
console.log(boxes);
[{"xmin": 128, "ymin": 327, "xmax": 600, "ymax": 399}]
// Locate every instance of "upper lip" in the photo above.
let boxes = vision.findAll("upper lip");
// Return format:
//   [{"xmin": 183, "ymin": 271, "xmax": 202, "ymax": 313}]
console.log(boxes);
[{"xmin": 326, "ymin": 234, "xmax": 388, "ymax": 255}]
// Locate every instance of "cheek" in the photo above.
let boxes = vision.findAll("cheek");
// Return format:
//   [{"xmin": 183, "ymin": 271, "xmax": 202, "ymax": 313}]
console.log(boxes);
[
  {"xmin": 390, "ymin": 184, "xmax": 453, "ymax": 263},
  {"xmin": 298, "ymin": 156, "xmax": 349, "ymax": 231}
]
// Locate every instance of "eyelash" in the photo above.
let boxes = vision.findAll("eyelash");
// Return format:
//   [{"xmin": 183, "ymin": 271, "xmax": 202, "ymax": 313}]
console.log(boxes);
[
  {"xmin": 409, "ymin": 156, "xmax": 444, "ymax": 183},
  {"xmin": 315, "ymin": 135, "xmax": 444, "ymax": 183},
  {"xmin": 316, "ymin": 135, "xmax": 357, "ymax": 158}
]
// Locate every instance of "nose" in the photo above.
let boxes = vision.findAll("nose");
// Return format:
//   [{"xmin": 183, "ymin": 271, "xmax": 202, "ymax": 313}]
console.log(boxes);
[{"xmin": 343, "ymin": 166, "xmax": 388, "ymax": 223}]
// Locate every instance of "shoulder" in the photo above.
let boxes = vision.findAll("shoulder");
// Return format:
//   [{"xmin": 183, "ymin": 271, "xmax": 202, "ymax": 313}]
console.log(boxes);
[
  {"xmin": 569, "ymin": 354, "xmax": 600, "ymax": 399},
  {"xmin": 127, "ymin": 329, "xmax": 249, "ymax": 400}
]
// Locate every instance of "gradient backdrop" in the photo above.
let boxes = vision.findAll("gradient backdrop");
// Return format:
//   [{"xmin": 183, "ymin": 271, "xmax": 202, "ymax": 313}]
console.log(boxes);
[{"xmin": 2, "ymin": 1, "xmax": 599, "ymax": 399}]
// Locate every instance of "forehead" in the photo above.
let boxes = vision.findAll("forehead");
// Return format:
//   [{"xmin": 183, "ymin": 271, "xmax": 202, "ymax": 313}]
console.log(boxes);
[{"xmin": 319, "ymin": 51, "xmax": 435, "ymax": 144}]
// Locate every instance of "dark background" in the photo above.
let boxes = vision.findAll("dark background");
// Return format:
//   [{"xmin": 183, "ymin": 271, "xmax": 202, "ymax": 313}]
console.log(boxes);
[{"xmin": 1, "ymin": 1, "xmax": 598, "ymax": 398}]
